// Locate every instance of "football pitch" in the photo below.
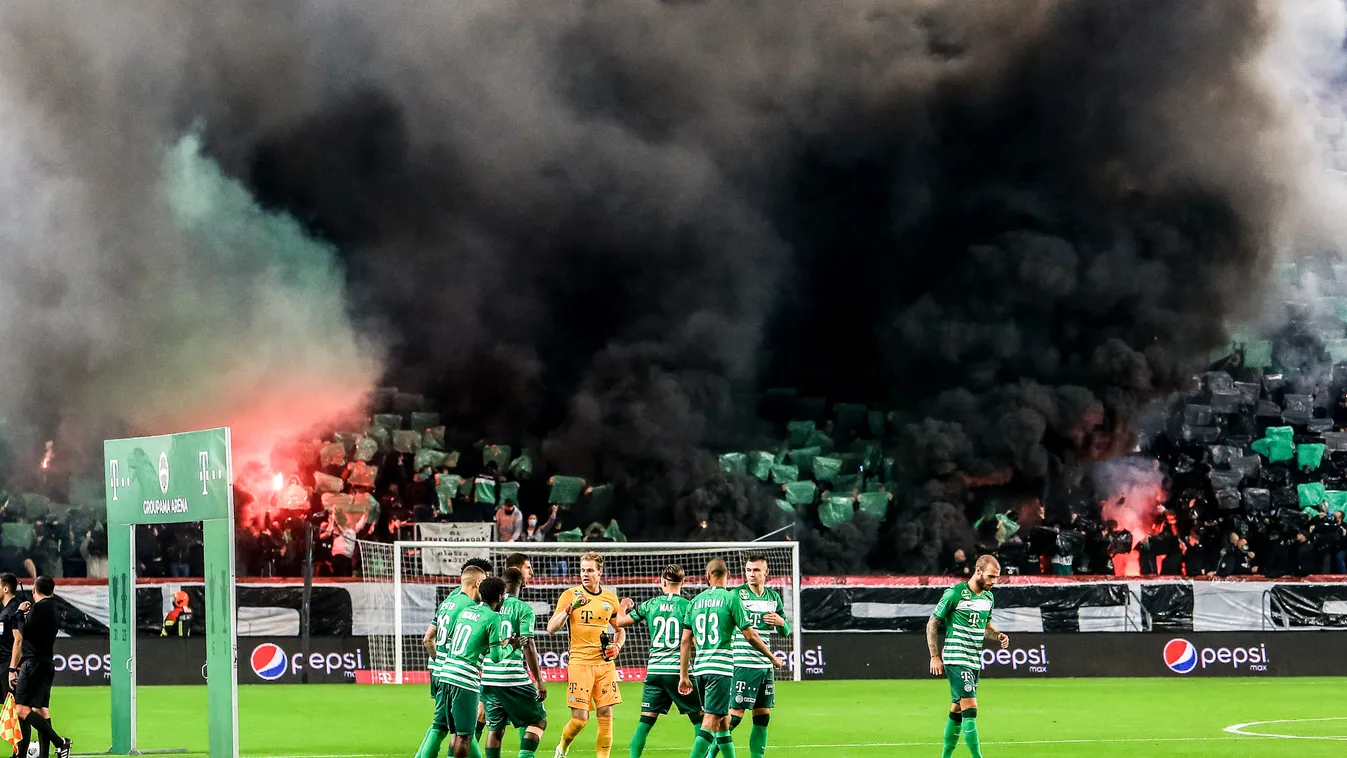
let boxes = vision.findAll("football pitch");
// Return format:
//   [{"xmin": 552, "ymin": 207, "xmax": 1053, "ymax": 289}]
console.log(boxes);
[{"xmin": 56, "ymin": 678, "xmax": 1346, "ymax": 757}]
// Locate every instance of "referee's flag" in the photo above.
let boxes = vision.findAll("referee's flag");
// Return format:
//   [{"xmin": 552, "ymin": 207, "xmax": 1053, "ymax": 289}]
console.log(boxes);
[{"xmin": 0, "ymin": 693, "xmax": 20, "ymax": 747}]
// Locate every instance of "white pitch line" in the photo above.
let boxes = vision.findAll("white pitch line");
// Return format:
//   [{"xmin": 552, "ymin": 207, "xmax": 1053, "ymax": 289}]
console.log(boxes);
[
  {"xmin": 1223, "ymin": 716, "xmax": 1347, "ymax": 741},
  {"xmin": 231, "ymin": 727, "xmax": 1337, "ymax": 758}
]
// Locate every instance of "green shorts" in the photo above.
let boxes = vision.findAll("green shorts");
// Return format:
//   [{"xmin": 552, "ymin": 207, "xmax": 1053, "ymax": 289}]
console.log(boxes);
[
  {"xmin": 946, "ymin": 665, "xmax": 980, "ymax": 703},
  {"xmin": 433, "ymin": 681, "xmax": 482, "ymax": 737},
  {"xmin": 640, "ymin": 673, "xmax": 701, "ymax": 716},
  {"xmin": 731, "ymin": 667, "xmax": 775, "ymax": 711},
  {"xmin": 483, "ymin": 684, "xmax": 547, "ymax": 730},
  {"xmin": 696, "ymin": 674, "xmax": 734, "ymax": 717}
]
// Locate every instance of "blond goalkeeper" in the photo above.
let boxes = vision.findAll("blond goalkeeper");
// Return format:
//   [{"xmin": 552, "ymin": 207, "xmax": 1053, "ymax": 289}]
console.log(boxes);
[{"xmin": 546, "ymin": 551, "xmax": 625, "ymax": 758}]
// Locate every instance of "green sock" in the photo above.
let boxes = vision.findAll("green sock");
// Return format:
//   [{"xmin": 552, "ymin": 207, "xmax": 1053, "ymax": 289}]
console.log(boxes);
[
  {"xmin": 963, "ymin": 716, "xmax": 982, "ymax": 758},
  {"xmin": 520, "ymin": 735, "xmax": 540, "ymax": 758},
  {"xmin": 415, "ymin": 726, "xmax": 448, "ymax": 758},
  {"xmin": 942, "ymin": 715, "xmax": 961, "ymax": 758},
  {"xmin": 468, "ymin": 736, "xmax": 485, "ymax": 758},
  {"xmin": 486, "ymin": 747, "xmax": 502, "ymax": 758},
  {"xmin": 709, "ymin": 716, "xmax": 742, "ymax": 758},
  {"xmin": 688, "ymin": 728, "xmax": 714, "ymax": 758},
  {"xmin": 713, "ymin": 731, "xmax": 736, "ymax": 758},
  {"xmin": 630, "ymin": 718, "xmax": 655, "ymax": 758},
  {"xmin": 748, "ymin": 724, "xmax": 767, "ymax": 758}
]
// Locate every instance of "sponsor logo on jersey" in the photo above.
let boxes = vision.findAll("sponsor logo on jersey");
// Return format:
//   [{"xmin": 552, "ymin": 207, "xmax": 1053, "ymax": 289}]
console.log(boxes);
[{"xmin": 1164, "ymin": 638, "xmax": 1267, "ymax": 674}]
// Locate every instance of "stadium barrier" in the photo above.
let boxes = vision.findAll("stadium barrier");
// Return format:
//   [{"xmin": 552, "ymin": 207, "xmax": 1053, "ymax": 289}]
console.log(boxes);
[
  {"xmin": 44, "ymin": 631, "xmax": 1346, "ymax": 685},
  {"xmin": 47, "ymin": 576, "xmax": 1347, "ymax": 636}
]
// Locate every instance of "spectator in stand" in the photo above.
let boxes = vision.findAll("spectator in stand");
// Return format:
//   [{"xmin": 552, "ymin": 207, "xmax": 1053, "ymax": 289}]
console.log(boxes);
[
  {"xmin": 495, "ymin": 500, "xmax": 524, "ymax": 542},
  {"xmin": 1291, "ymin": 531, "xmax": 1316, "ymax": 578},
  {"xmin": 526, "ymin": 505, "xmax": 559, "ymax": 542},
  {"xmin": 473, "ymin": 462, "xmax": 502, "ymax": 522},
  {"xmin": 1310, "ymin": 510, "xmax": 1347, "ymax": 574},
  {"xmin": 946, "ymin": 549, "xmax": 973, "ymax": 578},
  {"xmin": 1182, "ymin": 531, "xmax": 1208, "ymax": 576},
  {"xmin": 1216, "ymin": 532, "xmax": 1256, "ymax": 577}
]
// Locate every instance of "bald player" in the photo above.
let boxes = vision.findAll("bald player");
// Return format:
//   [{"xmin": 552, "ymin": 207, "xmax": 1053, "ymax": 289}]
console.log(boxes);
[{"xmin": 927, "ymin": 555, "xmax": 1010, "ymax": 758}]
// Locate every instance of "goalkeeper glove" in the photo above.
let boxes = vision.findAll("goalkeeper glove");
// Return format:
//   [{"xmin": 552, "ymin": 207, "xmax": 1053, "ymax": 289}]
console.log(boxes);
[{"xmin": 600, "ymin": 631, "xmax": 620, "ymax": 661}]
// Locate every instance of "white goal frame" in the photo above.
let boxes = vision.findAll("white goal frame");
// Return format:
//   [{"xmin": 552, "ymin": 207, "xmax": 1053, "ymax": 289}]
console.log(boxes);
[{"xmin": 380, "ymin": 540, "xmax": 803, "ymax": 683}]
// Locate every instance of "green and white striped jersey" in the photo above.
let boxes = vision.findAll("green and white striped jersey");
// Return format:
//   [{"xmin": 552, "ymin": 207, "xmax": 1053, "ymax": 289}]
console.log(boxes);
[
  {"xmin": 932, "ymin": 582, "xmax": 993, "ymax": 670},
  {"xmin": 731, "ymin": 584, "xmax": 789, "ymax": 670},
  {"xmin": 629, "ymin": 593, "xmax": 692, "ymax": 676},
  {"xmin": 687, "ymin": 586, "xmax": 751, "ymax": 678},
  {"xmin": 481, "ymin": 594, "xmax": 535, "ymax": 688},
  {"xmin": 429, "ymin": 588, "xmax": 476, "ymax": 684},
  {"xmin": 439, "ymin": 602, "xmax": 503, "ymax": 692}
]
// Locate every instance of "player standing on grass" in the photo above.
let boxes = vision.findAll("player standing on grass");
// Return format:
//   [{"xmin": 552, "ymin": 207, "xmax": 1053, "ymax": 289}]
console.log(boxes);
[
  {"xmin": 612, "ymin": 564, "xmax": 702, "ymax": 757},
  {"xmin": 927, "ymin": 555, "xmax": 1009, "ymax": 758},
  {"xmin": 482, "ymin": 562, "xmax": 548, "ymax": 758},
  {"xmin": 440, "ymin": 578, "xmax": 512, "ymax": 758},
  {"xmin": 678, "ymin": 559, "xmax": 780, "ymax": 758},
  {"xmin": 420, "ymin": 561, "xmax": 490, "ymax": 758},
  {"xmin": 709, "ymin": 555, "xmax": 789, "ymax": 758},
  {"xmin": 547, "ymin": 551, "xmax": 626, "ymax": 758}
]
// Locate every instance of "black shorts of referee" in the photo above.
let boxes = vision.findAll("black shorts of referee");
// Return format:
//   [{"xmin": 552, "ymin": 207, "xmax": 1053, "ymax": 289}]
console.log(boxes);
[{"xmin": 13, "ymin": 658, "xmax": 53, "ymax": 709}]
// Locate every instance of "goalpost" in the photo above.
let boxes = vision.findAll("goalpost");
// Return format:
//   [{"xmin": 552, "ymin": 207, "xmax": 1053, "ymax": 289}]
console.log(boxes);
[{"xmin": 357, "ymin": 541, "xmax": 803, "ymax": 684}]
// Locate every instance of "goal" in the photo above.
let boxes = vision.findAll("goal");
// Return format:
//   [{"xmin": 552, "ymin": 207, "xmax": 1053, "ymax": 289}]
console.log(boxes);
[{"xmin": 356, "ymin": 541, "xmax": 802, "ymax": 684}]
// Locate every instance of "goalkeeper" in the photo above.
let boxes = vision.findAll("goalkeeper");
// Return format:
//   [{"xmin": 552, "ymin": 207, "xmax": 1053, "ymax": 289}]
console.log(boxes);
[
  {"xmin": 612, "ymin": 564, "xmax": 702, "ymax": 757},
  {"xmin": 546, "ymin": 551, "xmax": 625, "ymax": 758}
]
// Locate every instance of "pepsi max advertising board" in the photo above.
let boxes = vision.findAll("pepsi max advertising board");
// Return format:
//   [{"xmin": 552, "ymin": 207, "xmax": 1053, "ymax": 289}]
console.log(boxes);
[
  {"xmin": 48, "ymin": 637, "xmax": 368, "ymax": 687},
  {"xmin": 798, "ymin": 632, "xmax": 1345, "ymax": 680}
]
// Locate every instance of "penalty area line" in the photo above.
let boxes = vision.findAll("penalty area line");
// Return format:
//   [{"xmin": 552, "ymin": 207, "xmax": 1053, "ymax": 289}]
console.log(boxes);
[{"xmin": 1223, "ymin": 716, "xmax": 1347, "ymax": 741}]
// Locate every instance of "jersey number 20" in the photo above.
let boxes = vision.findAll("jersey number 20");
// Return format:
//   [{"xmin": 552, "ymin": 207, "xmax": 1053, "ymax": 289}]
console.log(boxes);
[{"xmin": 651, "ymin": 616, "xmax": 681, "ymax": 648}]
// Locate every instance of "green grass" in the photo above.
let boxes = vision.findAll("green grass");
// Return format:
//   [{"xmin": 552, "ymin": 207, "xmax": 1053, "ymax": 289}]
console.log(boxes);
[{"xmin": 53, "ymin": 679, "xmax": 1347, "ymax": 757}]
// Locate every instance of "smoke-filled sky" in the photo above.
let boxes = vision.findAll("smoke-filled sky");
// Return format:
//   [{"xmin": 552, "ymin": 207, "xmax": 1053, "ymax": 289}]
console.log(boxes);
[{"xmin": 1, "ymin": 1, "xmax": 1343, "ymax": 570}]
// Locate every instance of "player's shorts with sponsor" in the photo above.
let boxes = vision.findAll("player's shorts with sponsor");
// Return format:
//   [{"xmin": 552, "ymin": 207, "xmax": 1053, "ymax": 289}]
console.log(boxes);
[
  {"xmin": 695, "ymin": 674, "xmax": 734, "ymax": 717},
  {"xmin": 567, "ymin": 662, "xmax": 622, "ymax": 711},
  {"xmin": 640, "ymin": 673, "xmax": 700, "ymax": 716},
  {"xmin": 484, "ymin": 684, "xmax": 547, "ymax": 729},
  {"xmin": 15, "ymin": 658, "xmax": 54, "ymax": 709},
  {"xmin": 432, "ymin": 680, "xmax": 481, "ymax": 737},
  {"xmin": 945, "ymin": 664, "xmax": 980, "ymax": 703},
  {"xmin": 731, "ymin": 667, "xmax": 775, "ymax": 711}
]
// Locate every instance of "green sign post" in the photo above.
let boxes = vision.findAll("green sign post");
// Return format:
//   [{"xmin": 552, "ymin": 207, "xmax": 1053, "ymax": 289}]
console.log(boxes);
[{"xmin": 105, "ymin": 428, "xmax": 237, "ymax": 757}]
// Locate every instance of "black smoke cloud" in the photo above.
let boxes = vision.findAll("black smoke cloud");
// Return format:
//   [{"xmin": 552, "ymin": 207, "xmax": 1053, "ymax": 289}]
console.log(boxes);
[{"xmin": 0, "ymin": 1, "xmax": 1326, "ymax": 571}]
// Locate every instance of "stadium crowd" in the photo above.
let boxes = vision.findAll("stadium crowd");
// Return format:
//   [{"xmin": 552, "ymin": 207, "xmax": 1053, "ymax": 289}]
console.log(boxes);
[{"xmin": 5, "ymin": 315, "xmax": 1347, "ymax": 579}]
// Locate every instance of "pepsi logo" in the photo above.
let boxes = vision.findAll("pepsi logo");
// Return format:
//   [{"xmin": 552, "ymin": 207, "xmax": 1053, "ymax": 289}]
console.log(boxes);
[
  {"xmin": 251, "ymin": 643, "xmax": 288, "ymax": 680},
  {"xmin": 1163, "ymin": 638, "xmax": 1198, "ymax": 674}
]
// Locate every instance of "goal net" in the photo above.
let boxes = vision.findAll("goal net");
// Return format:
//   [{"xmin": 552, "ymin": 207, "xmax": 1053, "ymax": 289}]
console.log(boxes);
[{"xmin": 356, "ymin": 541, "xmax": 802, "ymax": 683}]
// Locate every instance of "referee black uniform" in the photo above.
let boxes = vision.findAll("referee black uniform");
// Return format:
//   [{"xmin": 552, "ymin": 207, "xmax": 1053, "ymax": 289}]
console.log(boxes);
[
  {"xmin": 0, "ymin": 593, "xmax": 22, "ymax": 702},
  {"xmin": 14, "ymin": 577, "xmax": 68, "ymax": 758}
]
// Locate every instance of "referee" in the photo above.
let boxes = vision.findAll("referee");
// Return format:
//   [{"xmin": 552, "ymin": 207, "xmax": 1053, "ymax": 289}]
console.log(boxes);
[
  {"xmin": 0, "ymin": 574, "xmax": 27, "ymax": 758},
  {"xmin": 12, "ymin": 577, "xmax": 69, "ymax": 758}
]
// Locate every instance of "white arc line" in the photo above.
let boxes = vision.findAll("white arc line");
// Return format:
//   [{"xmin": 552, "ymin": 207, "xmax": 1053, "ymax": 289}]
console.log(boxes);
[{"xmin": 1223, "ymin": 716, "xmax": 1347, "ymax": 740}]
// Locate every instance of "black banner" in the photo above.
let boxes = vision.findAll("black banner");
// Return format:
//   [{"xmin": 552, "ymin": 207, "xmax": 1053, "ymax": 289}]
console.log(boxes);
[
  {"xmin": 801, "ymin": 584, "xmax": 1130, "ymax": 632},
  {"xmin": 796, "ymin": 632, "xmax": 1343, "ymax": 679},
  {"xmin": 50, "ymin": 636, "xmax": 368, "ymax": 687}
]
